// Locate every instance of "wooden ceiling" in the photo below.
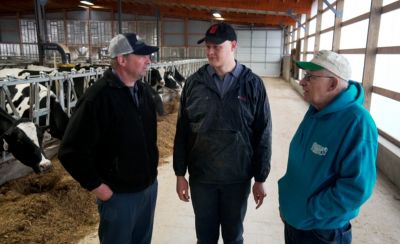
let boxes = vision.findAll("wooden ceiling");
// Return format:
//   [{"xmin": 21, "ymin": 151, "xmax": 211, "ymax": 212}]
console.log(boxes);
[{"xmin": 0, "ymin": 0, "xmax": 313, "ymax": 28}]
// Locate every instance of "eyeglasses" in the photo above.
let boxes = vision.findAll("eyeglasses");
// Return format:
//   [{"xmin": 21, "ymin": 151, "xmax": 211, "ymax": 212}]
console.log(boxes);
[{"xmin": 302, "ymin": 73, "xmax": 334, "ymax": 81}]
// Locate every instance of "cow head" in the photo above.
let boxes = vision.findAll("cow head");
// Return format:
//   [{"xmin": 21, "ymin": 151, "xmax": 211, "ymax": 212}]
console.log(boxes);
[{"xmin": 0, "ymin": 111, "xmax": 51, "ymax": 173}]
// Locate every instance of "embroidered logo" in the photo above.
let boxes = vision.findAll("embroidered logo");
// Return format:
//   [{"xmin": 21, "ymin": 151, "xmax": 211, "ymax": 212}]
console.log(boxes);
[
  {"xmin": 209, "ymin": 25, "xmax": 218, "ymax": 34},
  {"xmin": 310, "ymin": 142, "xmax": 328, "ymax": 156},
  {"xmin": 238, "ymin": 95, "xmax": 248, "ymax": 102}
]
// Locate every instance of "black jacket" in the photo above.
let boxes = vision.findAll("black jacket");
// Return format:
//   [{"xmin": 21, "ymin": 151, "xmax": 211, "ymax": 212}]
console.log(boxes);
[
  {"xmin": 173, "ymin": 64, "xmax": 272, "ymax": 183},
  {"xmin": 59, "ymin": 69, "xmax": 158, "ymax": 193}
]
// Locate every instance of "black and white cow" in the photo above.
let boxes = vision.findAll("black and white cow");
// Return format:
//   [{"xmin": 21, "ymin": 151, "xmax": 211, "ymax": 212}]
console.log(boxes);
[
  {"xmin": 163, "ymin": 67, "xmax": 185, "ymax": 89},
  {"xmin": 5, "ymin": 83, "xmax": 69, "ymax": 140},
  {"xmin": 0, "ymin": 107, "xmax": 51, "ymax": 173}
]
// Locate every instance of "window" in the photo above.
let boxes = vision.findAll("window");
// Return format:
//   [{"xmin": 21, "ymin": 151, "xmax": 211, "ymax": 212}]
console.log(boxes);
[
  {"xmin": 374, "ymin": 54, "xmax": 400, "ymax": 93},
  {"xmin": 342, "ymin": 0, "xmax": 372, "ymax": 21},
  {"xmin": 67, "ymin": 21, "xmax": 88, "ymax": 45},
  {"xmin": 308, "ymin": 18, "xmax": 316, "ymax": 36},
  {"xmin": 340, "ymin": 19, "xmax": 369, "ymax": 49},
  {"xmin": 20, "ymin": 19, "xmax": 37, "ymax": 43},
  {"xmin": 341, "ymin": 54, "xmax": 365, "ymax": 82},
  {"xmin": 378, "ymin": 9, "xmax": 400, "ymax": 47},
  {"xmin": 90, "ymin": 21, "xmax": 112, "ymax": 46},
  {"xmin": 319, "ymin": 31, "xmax": 333, "ymax": 50},
  {"xmin": 321, "ymin": 8, "xmax": 335, "ymax": 30},
  {"xmin": 47, "ymin": 20, "xmax": 65, "ymax": 43},
  {"xmin": 137, "ymin": 21, "xmax": 157, "ymax": 46},
  {"xmin": 307, "ymin": 36, "xmax": 315, "ymax": 52},
  {"xmin": 370, "ymin": 93, "xmax": 400, "ymax": 141},
  {"xmin": 310, "ymin": 0, "xmax": 318, "ymax": 18}
]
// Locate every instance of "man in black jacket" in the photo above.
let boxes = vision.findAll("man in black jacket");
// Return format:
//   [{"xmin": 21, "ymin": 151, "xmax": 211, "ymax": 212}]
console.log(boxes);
[
  {"xmin": 173, "ymin": 23, "xmax": 272, "ymax": 244},
  {"xmin": 59, "ymin": 33, "xmax": 159, "ymax": 244}
]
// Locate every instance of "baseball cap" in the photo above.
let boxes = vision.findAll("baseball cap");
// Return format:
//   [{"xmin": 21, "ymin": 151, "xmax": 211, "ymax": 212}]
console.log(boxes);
[
  {"xmin": 296, "ymin": 50, "xmax": 351, "ymax": 81},
  {"xmin": 108, "ymin": 33, "xmax": 159, "ymax": 58},
  {"xmin": 197, "ymin": 22, "xmax": 237, "ymax": 44}
]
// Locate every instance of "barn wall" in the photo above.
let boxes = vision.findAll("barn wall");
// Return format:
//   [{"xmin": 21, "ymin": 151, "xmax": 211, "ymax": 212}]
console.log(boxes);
[{"xmin": 235, "ymin": 28, "xmax": 283, "ymax": 77}]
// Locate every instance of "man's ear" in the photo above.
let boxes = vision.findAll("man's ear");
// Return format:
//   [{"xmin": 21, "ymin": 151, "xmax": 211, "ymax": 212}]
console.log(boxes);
[
  {"xmin": 231, "ymin": 40, "xmax": 238, "ymax": 50},
  {"xmin": 116, "ymin": 55, "xmax": 126, "ymax": 66},
  {"xmin": 329, "ymin": 76, "xmax": 339, "ymax": 91}
]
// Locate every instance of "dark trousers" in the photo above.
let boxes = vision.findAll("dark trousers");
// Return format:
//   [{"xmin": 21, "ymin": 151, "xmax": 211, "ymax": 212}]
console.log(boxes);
[
  {"xmin": 189, "ymin": 180, "xmax": 251, "ymax": 244},
  {"xmin": 96, "ymin": 180, "xmax": 158, "ymax": 244},
  {"xmin": 284, "ymin": 221, "xmax": 352, "ymax": 244}
]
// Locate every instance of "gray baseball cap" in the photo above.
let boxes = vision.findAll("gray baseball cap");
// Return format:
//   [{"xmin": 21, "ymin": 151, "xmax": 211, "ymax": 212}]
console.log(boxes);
[{"xmin": 108, "ymin": 33, "xmax": 159, "ymax": 58}]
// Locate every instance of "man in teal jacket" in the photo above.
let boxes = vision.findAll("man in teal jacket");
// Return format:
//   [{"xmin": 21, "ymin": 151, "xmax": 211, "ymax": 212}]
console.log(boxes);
[{"xmin": 278, "ymin": 50, "xmax": 378, "ymax": 244}]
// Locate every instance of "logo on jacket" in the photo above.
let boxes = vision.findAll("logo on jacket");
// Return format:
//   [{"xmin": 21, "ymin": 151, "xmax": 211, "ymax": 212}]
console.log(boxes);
[
  {"xmin": 238, "ymin": 95, "xmax": 248, "ymax": 102},
  {"xmin": 310, "ymin": 142, "xmax": 328, "ymax": 156}
]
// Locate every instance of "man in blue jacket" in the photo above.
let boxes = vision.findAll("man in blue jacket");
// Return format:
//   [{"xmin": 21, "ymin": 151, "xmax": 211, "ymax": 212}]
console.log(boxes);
[
  {"xmin": 278, "ymin": 50, "xmax": 378, "ymax": 244},
  {"xmin": 173, "ymin": 22, "xmax": 272, "ymax": 244}
]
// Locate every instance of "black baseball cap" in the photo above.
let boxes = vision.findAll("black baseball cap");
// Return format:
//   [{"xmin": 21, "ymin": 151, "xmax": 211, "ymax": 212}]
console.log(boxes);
[{"xmin": 197, "ymin": 23, "xmax": 237, "ymax": 44}]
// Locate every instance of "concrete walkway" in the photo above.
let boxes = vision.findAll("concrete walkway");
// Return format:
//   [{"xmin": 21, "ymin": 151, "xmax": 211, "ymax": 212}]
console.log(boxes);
[{"xmin": 79, "ymin": 78, "xmax": 400, "ymax": 244}]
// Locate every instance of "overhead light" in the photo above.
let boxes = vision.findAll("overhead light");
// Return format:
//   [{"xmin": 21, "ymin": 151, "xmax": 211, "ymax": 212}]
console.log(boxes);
[
  {"xmin": 212, "ymin": 11, "xmax": 222, "ymax": 18},
  {"xmin": 80, "ymin": 0, "xmax": 94, "ymax": 6}
]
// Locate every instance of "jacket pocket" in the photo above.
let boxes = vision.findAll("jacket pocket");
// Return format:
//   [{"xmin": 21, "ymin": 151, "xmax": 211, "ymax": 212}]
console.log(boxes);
[{"xmin": 188, "ymin": 130, "xmax": 252, "ymax": 182}]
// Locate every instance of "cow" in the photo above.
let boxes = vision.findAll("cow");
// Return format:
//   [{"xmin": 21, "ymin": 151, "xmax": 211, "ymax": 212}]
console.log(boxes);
[
  {"xmin": 0, "ymin": 107, "xmax": 51, "ymax": 173},
  {"xmin": 5, "ymin": 83, "xmax": 69, "ymax": 140},
  {"xmin": 163, "ymin": 66, "xmax": 185, "ymax": 89},
  {"xmin": 149, "ymin": 67, "xmax": 165, "ymax": 91},
  {"xmin": 146, "ymin": 67, "xmax": 185, "ymax": 115}
]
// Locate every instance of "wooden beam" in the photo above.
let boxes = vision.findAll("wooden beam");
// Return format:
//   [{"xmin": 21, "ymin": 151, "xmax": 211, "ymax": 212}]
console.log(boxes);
[
  {"xmin": 373, "ymin": 86, "xmax": 400, "ymax": 102},
  {"xmin": 153, "ymin": 0, "xmax": 313, "ymax": 14},
  {"xmin": 363, "ymin": 0, "xmax": 383, "ymax": 110},
  {"xmin": 332, "ymin": 0, "xmax": 344, "ymax": 52},
  {"xmin": 377, "ymin": 46, "xmax": 400, "ymax": 54}
]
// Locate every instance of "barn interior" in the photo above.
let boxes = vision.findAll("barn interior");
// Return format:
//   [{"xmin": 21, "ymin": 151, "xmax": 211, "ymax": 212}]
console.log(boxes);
[{"xmin": 0, "ymin": 0, "xmax": 399, "ymax": 243}]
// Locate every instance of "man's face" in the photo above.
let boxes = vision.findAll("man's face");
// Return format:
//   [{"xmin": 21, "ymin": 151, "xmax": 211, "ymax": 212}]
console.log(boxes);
[
  {"xmin": 205, "ymin": 40, "xmax": 236, "ymax": 68},
  {"xmin": 123, "ymin": 54, "xmax": 151, "ymax": 80},
  {"xmin": 299, "ymin": 70, "xmax": 335, "ymax": 110}
]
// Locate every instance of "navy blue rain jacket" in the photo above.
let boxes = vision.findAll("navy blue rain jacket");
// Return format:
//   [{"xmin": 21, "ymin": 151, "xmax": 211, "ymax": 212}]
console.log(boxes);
[{"xmin": 173, "ymin": 64, "xmax": 272, "ymax": 183}]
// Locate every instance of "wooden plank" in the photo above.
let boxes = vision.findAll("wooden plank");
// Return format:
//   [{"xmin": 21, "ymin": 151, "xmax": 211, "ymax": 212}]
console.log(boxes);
[
  {"xmin": 373, "ymin": 86, "xmax": 400, "ymax": 102},
  {"xmin": 381, "ymin": 0, "xmax": 400, "ymax": 14},
  {"xmin": 363, "ymin": 0, "xmax": 383, "ymax": 110},
  {"xmin": 378, "ymin": 128, "xmax": 400, "ymax": 148},
  {"xmin": 338, "ymin": 48, "xmax": 366, "ymax": 54},
  {"xmin": 340, "ymin": 12, "xmax": 370, "ymax": 27},
  {"xmin": 377, "ymin": 46, "xmax": 400, "ymax": 54},
  {"xmin": 314, "ymin": 0, "xmax": 323, "ymax": 52},
  {"xmin": 332, "ymin": 0, "xmax": 344, "ymax": 52}
]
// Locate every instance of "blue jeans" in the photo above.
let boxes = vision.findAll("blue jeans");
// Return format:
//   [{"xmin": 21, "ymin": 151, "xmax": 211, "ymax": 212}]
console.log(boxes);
[
  {"xmin": 189, "ymin": 180, "xmax": 251, "ymax": 244},
  {"xmin": 96, "ymin": 180, "xmax": 158, "ymax": 244},
  {"xmin": 284, "ymin": 221, "xmax": 352, "ymax": 244}
]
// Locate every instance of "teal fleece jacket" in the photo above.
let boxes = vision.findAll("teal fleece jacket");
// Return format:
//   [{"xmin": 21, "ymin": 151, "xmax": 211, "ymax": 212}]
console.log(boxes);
[{"xmin": 278, "ymin": 81, "xmax": 378, "ymax": 230}]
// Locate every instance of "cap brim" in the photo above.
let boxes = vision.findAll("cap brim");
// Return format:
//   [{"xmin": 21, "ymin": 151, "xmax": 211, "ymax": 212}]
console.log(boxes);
[
  {"xmin": 296, "ymin": 61, "xmax": 324, "ymax": 71},
  {"xmin": 133, "ymin": 45, "xmax": 159, "ymax": 55}
]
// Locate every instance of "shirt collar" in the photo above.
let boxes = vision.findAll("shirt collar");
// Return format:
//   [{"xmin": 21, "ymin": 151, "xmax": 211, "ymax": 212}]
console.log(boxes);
[{"xmin": 207, "ymin": 60, "xmax": 242, "ymax": 78}]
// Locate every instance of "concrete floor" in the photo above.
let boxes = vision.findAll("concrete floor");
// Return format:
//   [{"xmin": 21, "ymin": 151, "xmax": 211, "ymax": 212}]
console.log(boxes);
[{"xmin": 79, "ymin": 77, "xmax": 400, "ymax": 244}]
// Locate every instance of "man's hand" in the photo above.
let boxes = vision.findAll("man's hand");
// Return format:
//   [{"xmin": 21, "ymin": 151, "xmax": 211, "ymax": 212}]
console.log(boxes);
[
  {"xmin": 252, "ymin": 181, "xmax": 267, "ymax": 209},
  {"xmin": 92, "ymin": 183, "xmax": 113, "ymax": 201},
  {"xmin": 176, "ymin": 176, "xmax": 190, "ymax": 202}
]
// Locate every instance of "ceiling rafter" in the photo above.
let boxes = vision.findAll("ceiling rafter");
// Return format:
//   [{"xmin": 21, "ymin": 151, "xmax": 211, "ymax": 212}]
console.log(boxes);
[{"xmin": 0, "ymin": 0, "xmax": 311, "ymax": 27}]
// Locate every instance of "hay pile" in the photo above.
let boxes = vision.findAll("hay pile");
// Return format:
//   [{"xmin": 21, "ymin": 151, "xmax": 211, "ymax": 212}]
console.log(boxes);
[{"xmin": 0, "ymin": 112, "xmax": 178, "ymax": 244}]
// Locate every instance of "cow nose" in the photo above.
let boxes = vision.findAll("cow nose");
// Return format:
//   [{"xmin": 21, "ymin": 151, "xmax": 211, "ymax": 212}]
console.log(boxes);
[{"xmin": 39, "ymin": 158, "xmax": 52, "ymax": 172}]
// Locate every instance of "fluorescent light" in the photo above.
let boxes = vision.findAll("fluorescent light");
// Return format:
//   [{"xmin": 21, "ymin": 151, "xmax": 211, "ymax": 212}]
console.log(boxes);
[
  {"xmin": 212, "ymin": 11, "xmax": 222, "ymax": 18},
  {"xmin": 80, "ymin": 0, "xmax": 94, "ymax": 6}
]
